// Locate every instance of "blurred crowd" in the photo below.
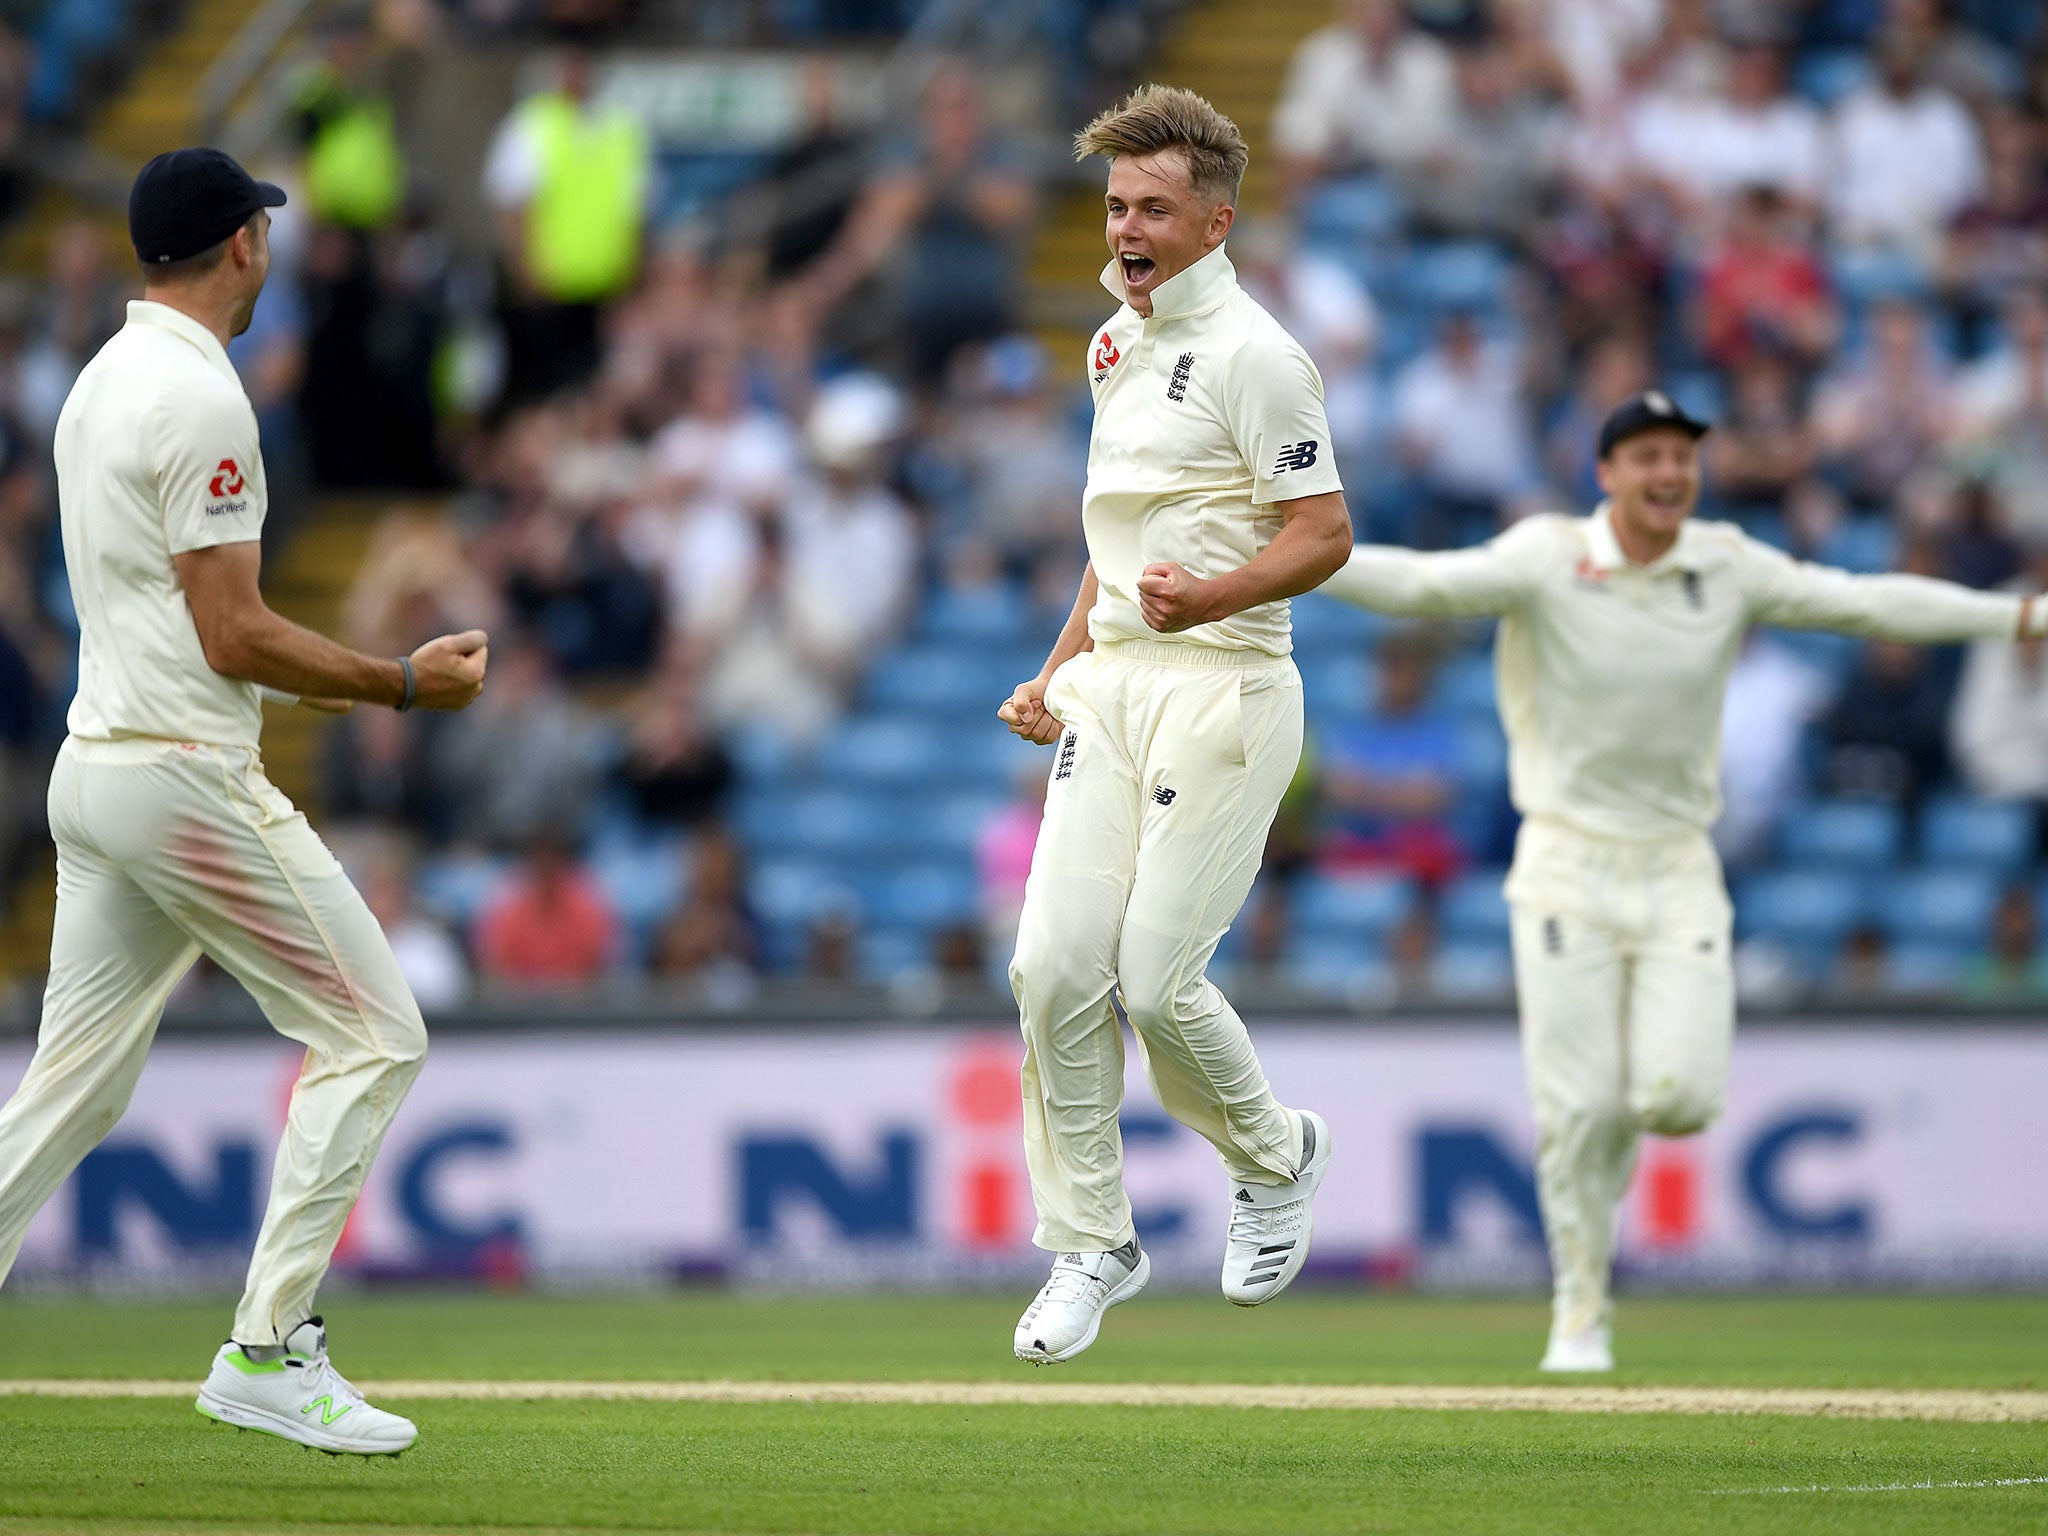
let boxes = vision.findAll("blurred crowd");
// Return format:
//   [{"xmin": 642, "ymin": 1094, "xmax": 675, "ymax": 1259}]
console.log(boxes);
[{"xmin": 3, "ymin": 0, "xmax": 2048, "ymax": 1008}]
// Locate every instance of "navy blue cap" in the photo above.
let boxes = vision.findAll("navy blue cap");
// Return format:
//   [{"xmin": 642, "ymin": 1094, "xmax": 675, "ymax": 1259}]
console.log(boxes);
[
  {"xmin": 1597, "ymin": 389, "xmax": 1710, "ymax": 458},
  {"xmin": 129, "ymin": 148, "xmax": 286, "ymax": 266}
]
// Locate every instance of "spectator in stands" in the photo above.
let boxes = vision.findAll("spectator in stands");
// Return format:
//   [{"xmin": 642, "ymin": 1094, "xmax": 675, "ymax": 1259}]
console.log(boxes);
[
  {"xmin": 1831, "ymin": 920, "xmax": 1892, "ymax": 997},
  {"xmin": 1542, "ymin": 332, "xmax": 1651, "ymax": 504},
  {"xmin": 344, "ymin": 502, "xmax": 505, "ymax": 656},
  {"xmin": 1387, "ymin": 898, "xmax": 1439, "ymax": 1000},
  {"xmin": 1950, "ymin": 540, "xmax": 2048, "ymax": 816},
  {"xmin": 650, "ymin": 827, "xmax": 758, "ymax": 990},
  {"xmin": 473, "ymin": 834, "xmax": 620, "ymax": 988},
  {"xmin": 429, "ymin": 635, "xmax": 607, "ymax": 849},
  {"xmin": 774, "ymin": 60, "xmax": 1035, "ymax": 384},
  {"xmin": 17, "ymin": 219, "xmax": 126, "ymax": 439},
  {"xmin": 1963, "ymin": 882, "xmax": 2048, "ymax": 998},
  {"xmin": 1233, "ymin": 225, "xmax": 1381, "ymax": 471},
  {"xmin": 1825, "ymin": 34, "xmax": 1983, "ymax": 259},
  {"xmin": 0, "ymin": 466, "xmax": 48, "ymax": 912},
  {"xmin": 749, "ymin": 57, "xmax": 864, "ymax": 287},
  {"xmin": 1320, "ymin": 630, "xmax": 1465, "ymax": 886},
  {"xmin": 804, "ymin": 905, "xmax": 858, "ymax": 981},
  {"xmin": 1705, "ymin": 354, "xmax": 1818, "ymax": 514},
  {"xmin": 1696, "ymin": 185, "xmax": 1837, "ymax": 375},
  {"xmin": 322, "ymin": 705, "xmax": 442, "ymax": 840},
  {"xmin": 1950, "ymin": 285, "xmax": 2048, "ymax": 542},
  {"xmin": 1938, "ymin": 103, "xmax": 2048, "ymax": 354},
  {"xmin": 1812, "ymin": 297, "xmax": 1956, "ymax": 508},
  {"xmin": 1271, "ymin": 0, "xmax": 1459, "ymax": 208},
  {"xmin": 1715, "ymin": 633, "xmax": 1833, "ymax": 870},
  {"xmin": 485, "ymin": 46, "xmax": 652, "ymax": 403},
  {"xmin": 1885, "ymin": 0, "xmax": 2024, "ymax": 106},
  {"xmin": 1635, "ymin": 38, "xmax": 1824, "ymax": 225},
  {"xmin": 356, "ymin": 833, "xmax": 469, "ymax": 1010},
  {"xmin": 1390, "ymin": 308, "xmax": 1540, "ymax": 545},
  {"xmin": 1406, "ymin": 37, "xmax": 1558, "ymax": 243},
  {"xmin": 928, "ymin": 335, "xmax": 1085, "ymax": 599},
  {"xmin": 618, "ymin": 644, "xmax": 734, "ymax": 830},
  {"xmin": 1823, "ymin": 639, "xmax": 1955, "ymax": 807},
  {"xmin": 289, "ymin": 19, "xmax": 408, "ymax": 237}
]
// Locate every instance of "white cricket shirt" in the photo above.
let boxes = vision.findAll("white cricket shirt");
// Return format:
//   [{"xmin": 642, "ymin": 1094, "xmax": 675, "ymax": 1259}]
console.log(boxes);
[
  {"xmin": 1082, "ymin": 245, "xmax": 1344, "ymax": 656},
  {"xmin": 1325, "ymin": 505, "xmax": 2029, "ymax": 841},
  {"xmin": 55, "ymin": 300, "xmax": 268, "ymax": 748}
]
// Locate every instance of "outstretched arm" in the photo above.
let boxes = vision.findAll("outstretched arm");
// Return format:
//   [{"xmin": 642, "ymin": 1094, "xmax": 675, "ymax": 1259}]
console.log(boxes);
[
  {"xmin": 1320, "ymin": 520, "xmax": 1542, "ymax": 619},
  {"xmin": 1743, "ymin": 542, "xmax": 2046, "ymax": 643}
]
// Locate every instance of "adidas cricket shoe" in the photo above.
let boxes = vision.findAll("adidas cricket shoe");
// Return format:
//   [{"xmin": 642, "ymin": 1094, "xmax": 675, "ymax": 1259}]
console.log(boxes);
[
  {"xmin": 1013, "ymin": 1238, "xmax": 1150, "ymax": 1364},
  {"xmin": 1539, "ymin": 1322, "xmax": 1613, "ymax": 1373},
  {"xmin": 1220, "ymin": 1110, "xmax": 1331, "ymax": 1306},
  {"xmin": 195, "ymin": 1316, "xmax": 416, "ymax": 1455}
]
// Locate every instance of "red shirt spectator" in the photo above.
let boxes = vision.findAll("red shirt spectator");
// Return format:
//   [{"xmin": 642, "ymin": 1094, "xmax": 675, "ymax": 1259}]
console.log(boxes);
[
  {"xmin": 473, "ymin": 841, "xmax": 619, "ymax": 986},
  {"xmin": 1697, "ymin": 186, "xmax": 1835, "ymax": 373}
]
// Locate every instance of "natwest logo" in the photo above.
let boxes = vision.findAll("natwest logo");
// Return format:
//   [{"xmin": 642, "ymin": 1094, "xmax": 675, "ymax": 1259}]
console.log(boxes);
[
  {"xmin": 1093, "ymin": 332, "xmax": 1120, "ymax": 375},
  {"xmin": 209, "ymin": 459, "xmax": 244, "ymax": 498}
]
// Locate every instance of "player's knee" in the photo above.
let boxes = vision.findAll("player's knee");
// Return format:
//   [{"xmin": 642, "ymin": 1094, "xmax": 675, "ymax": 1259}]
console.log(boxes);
[
  {"xmin": 1536, "ymin": 1098, "xmax": 1627, "ymax": 1151},
  {"xmin": 1008, "ymin": 934, "xmax": 1100, "ymax": 1024},
  {"xmin": 374, "ymin": 1001, "xmax": 429, "ymax": 1073},
  {"xmin": 1632, "ymin": 1078, "xmax": 1720, "ymax": 1138}
]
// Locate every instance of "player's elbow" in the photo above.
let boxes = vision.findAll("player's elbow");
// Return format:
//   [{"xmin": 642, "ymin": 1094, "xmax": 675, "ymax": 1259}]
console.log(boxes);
[
  {"xmin": 1302, "ymin": 498, "xmax": 1353, "ymax": 584},
  {"xmin": 193, "ymin": 611, "xmax": 257, "ymax": 680}
]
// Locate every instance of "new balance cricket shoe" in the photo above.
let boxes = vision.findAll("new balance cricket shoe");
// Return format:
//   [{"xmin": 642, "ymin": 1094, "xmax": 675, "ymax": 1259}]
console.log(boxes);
[
  {"xmin": 1013, "ymin": 1239, "xmax": 1150, "ymax": 1364},
  {"xmin": 1220, "ymin": 1110, "xmax": 1331, "ymax": 1306},
  {"xmin": 1539, "ymin": 1322, "xmax": 1614, "ymax": 1373},
  {"xmin": 195, "ymin": 1317, "xmax": 416, "ymax": 1455}
]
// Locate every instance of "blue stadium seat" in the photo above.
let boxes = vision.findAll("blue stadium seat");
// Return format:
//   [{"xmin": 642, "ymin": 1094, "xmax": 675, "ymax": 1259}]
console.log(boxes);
[
  {"xmin": 1886, "ymin": 942, "xmax": 1970, "ymax": 994},
  {"xmin": 1437, "ymin": 653, "xmax": 1496, "ymax": 717},
  {"xmin": 857, "ymin": 927, "xmax": 931, "ymax": 981},
  {"xmin": 891, "ymin": 792, "xmax": 1008, "ymax": 858},
  {"xmin": 1818, "ymin": 518, "xmax": 1897, "ymax": 575},
  {"xmin": 1738, "ymin": 867, "xmax": 1868, "ymax": 946},
  {"xmin": 1284, "ymin": 936, "xmax": 1394, "ymax": 1004},
  {"xmin": 590, "ymin": 838, "xmax": 688, "ymax": 958},
  {"xmin": 1777, "ymin": 799, "xmax": 1903, "ymax": 867},
  {"xmin": 1429, "ymin": 943, "xmax": 1514, "ymax": 1001},
  {"xmin": 779, "ymin": 789, "xmax": 903, "ymax": 858},
  {"xmin": 1299, "ymin": 175, "xmax": 1407, "ymax": 252},
  {"xmin": 867, "ymin": 862, "xmax": 977, "ymax": 930},
  {"xmin": 1454, "ymin": 721, "xmax": 1509, "ymax": 791},
  {"xmin": 863, "ymin": 648, "xmax": 1000, "ymax": 715},
  {"xmin": 1919, "ymin": 796, "xmax": 2035, "ymax": 873},
  {"xmin": 1290, "ymin": 592, "xmax": 1384, "ymax": 649},
  {"xmin": 1873, "ymin": 867, "xmax": 2001, "ymax": 946},
  {"xmin": 1301, "ymin": 653, "xmax": 1373, "ymax": 718},
  {"xmin": 1793, "ymin": 48, "xmax": 1876, "ymax": 105},
  {"xmin": 1440, "ymin": 870, "xmax": 1511, "ymax": 944},
  {"xmin": 920, "ymin": 582, "xmax": 1029, "ymax": 645},
  {"xmin": 814, "ymin": 716, "xmax": 954, "ymax": 786},
  {"xmin": 1292, "ymin": 872, "xmax": 1416, "ymax": 941}
]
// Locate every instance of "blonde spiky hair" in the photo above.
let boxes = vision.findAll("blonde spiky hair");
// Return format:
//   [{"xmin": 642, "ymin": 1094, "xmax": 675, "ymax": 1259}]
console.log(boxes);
[{"xmin": 1073, "ymin": 84, "xmax": 1248, "ymax": 204}]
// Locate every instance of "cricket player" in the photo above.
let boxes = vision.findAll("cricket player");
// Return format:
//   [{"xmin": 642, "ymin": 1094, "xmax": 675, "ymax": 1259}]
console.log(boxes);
[
  {"xmin": 0, "ymin": 149, "xmax": 488, "ymax": 1452},
  {"xmin": 997, "ymin": 86, "xmax": 1352, "ymax": 1363},
  {"xmin": 1322, "ymin": 390, "xmax": 2048, "ymax": 1371}
]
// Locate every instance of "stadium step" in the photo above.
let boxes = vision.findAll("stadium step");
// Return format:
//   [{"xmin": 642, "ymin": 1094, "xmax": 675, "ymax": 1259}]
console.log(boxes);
[
  {"xmin": 1026, "ymin": 0, "xmax": 1329, "ymax": 361},
  {"xmin": 1, "ymin": 0, "xmax": 272, "ymax": 274}
]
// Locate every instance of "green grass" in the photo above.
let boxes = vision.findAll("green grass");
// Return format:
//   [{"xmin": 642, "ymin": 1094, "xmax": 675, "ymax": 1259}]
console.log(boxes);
[{"xmin": 2, "ymin": 1291, "xmax": 2046, "ymax": 1534}]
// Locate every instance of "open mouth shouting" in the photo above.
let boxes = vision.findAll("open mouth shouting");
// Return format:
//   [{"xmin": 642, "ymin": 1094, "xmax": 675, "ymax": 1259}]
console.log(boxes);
[{"xmin": 1119, "ymin": 251, "xmax": 1158, "ymax": 291}]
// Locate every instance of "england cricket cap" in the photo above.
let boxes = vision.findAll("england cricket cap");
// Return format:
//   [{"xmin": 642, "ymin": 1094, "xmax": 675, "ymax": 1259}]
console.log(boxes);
[
  {"xmin": 129, "ymin": 148, "xmax": 287, "ymax": 266},
  {"xmin": 1596, "ymin": 389, "xmax": 1710, "ymax": 458}
]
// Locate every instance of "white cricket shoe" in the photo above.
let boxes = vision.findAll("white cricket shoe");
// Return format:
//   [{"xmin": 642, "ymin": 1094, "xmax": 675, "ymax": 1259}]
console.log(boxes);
[
  {"xmin": 1539, "ymin": 1322, "xmax": 1614, "ymax": 1373},
  {"xmin": 1220, "ymin": 1110, "xmax": 1331, "ymax": 1306},
  {"xmin": 195, "ymin": 1317, "xmax": 416, "ymax": 1455},
  {"xmin": 1013, "ymin": 1239, "xmax": 1150, "ymax": 1364}
]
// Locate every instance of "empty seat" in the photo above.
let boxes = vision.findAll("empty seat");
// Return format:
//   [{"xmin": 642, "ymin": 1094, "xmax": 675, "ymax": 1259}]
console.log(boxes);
[
  {"xmin": 1440, "ymin": 870, "xmax": 1511, "ymax": 943},
  {"xmin": 920, "ymin": 582, "xmax": 1029, "ymax": 645},
  {"xmin": 780, "ymin": 790, "xmax": 903, "ymax": 858},
  {"xmin": 866, "ymin": 862, "xmax": 977, "ymax": 929},
  {"xmin": 1885, "ymin": 942, "xmax": 1969, "ymax": 994},
  {"xmin": 1437, "ymin": 653, "xmax": 1496, "ymax": 717},
  {"xmin": 857, "ymin": 927, "xmax": 932, "ymax": 981},
  {"xmin": 1873, "ymin": 867, "xmax": 2001, "ymax": 947},
  {"xmin": 1778, "ymin": 799, "xmax": 1903, "ymax": 867},
  {"xmin": 1292, "ymin": 872, "xmax": 1416, "ymax": 941},
  {"xmin": 1919, "ymin": 796, "xmax": 2034, "ymax": 873},
  {"xmin": 1738, "ymin": 867, "xmax": 1868, "ymax": 946},
  {"xmin": 814, "ymin": 716, "xmax": 955, "ymax": 786},
  {"xmin": 748, "ymin": 858, "xmax": 860, "ymax": 929},
  {"xmin": 1429, "ymin": 943, "xmax": 1514, "ymax": 1001},
  {"xmin": 1284, "ymin": 936, "xmax": 1394, "ymax": 1005},
  {"xmin": 863, "ymin": 648, "xmax": 1001, "ymax": 715}
]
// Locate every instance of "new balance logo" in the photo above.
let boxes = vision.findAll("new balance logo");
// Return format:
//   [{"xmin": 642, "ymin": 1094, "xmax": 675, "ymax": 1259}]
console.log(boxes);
[
  {"xmin": 1273, "ymin": 440, "xmax": 1319, "ymax": 473},
  {"xmin": 1151, "ymin": 786, "xmax": 1176, "ymax": 806},
  {"xmin": 1234, "ymin": 1188, "xmax": 1255, "ymax": 1203},
  {"xmin": 302, "ymin": 1394, "xmax": 353, "ymax": 1425},
  {"xmin": 1682, "ymin": 570, "xmax": 1705, "ymax": 611},
  {"xmin": 1166, "ymin": 351, "xmax": 1195, "ymax": 403},
  {"xmin": 1543, "ymin": 916, "xmax": 1563, "ymax": 956},
  {"xmin": 1055, "ymin": 730, "xmax": 1078, "ymax": 781}
]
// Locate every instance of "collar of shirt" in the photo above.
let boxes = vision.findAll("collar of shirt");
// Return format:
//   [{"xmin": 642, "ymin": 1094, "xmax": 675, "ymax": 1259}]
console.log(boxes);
[
  {"xmin": 1585, "ymin": 500, "xmax": 1701, "ymax": 576},
  {"xmin": 1097, "ymin": 243, "xmax": 1239, "ymax": 323},
  {"xmin": 125, "ymin": 299, "xmax": 239, "ymax": 384}
]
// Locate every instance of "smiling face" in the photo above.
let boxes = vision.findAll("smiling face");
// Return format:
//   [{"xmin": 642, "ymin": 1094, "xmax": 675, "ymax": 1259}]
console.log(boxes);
[
  {"xmin": 1104, "ymin": 151, "xmax": 1233, "ymax": 315},
  {"xmin": 1596, "ymin": 426, "xmax": 1702, "ymax": 554}
]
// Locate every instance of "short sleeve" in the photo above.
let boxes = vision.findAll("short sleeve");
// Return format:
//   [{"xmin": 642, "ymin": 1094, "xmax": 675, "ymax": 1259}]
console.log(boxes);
[
  {"xmin": 156, "ymin": 383, "xmax": 265, "ymax": 555},
  {"xmin": 1224, "ymin": 337, "xmax": 1345, "ymax": 506}
]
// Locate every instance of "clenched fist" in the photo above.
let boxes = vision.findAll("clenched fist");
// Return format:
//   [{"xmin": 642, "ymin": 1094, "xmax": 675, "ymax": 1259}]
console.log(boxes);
[
  {"xmin": 410, "ymin": 629, "xmax": 490, "ymax": 711},
  {"xmin": 997, "ymin": 676, "xmax": 1063, "ymax": 745},
  {"xmin": 1136, "ymin": 561, "xmax": 1218, "ymax": 633}
]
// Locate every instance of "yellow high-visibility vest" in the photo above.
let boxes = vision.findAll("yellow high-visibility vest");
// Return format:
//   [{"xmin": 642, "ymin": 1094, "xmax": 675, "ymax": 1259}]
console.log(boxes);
[
  {"xmin": 300, "ymin": 74, "xmax": 406, "ymax": 231},
  {"xmin": 523, "ymin": 92, "xmax": 648, "ymax": 302}
]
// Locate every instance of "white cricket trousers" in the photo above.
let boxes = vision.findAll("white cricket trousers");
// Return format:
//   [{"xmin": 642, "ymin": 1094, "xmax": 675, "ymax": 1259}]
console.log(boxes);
[
  {"xmin": 0, "ymin": 736, "xmax": 426, "ymax": 1344},
  {"xmin": 1504, "ymin": 816, "xmax": 1734, "ymax": 1336},
  {"xmin": 1009, "ymin": 640, "xmax": 1305, "ymax": 1253}
]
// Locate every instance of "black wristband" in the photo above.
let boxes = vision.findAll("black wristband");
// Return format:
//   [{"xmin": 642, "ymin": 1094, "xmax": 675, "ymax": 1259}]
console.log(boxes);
[{"xmin": 395, "ymin": 655, "xmax": 416, "ymax": 713}]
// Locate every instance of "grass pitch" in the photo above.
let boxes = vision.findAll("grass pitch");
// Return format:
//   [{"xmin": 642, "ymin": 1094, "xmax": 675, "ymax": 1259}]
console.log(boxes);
[{"xmin": 2, "ymin": 1291, "xmax": 2045, "ymax": 1534}]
